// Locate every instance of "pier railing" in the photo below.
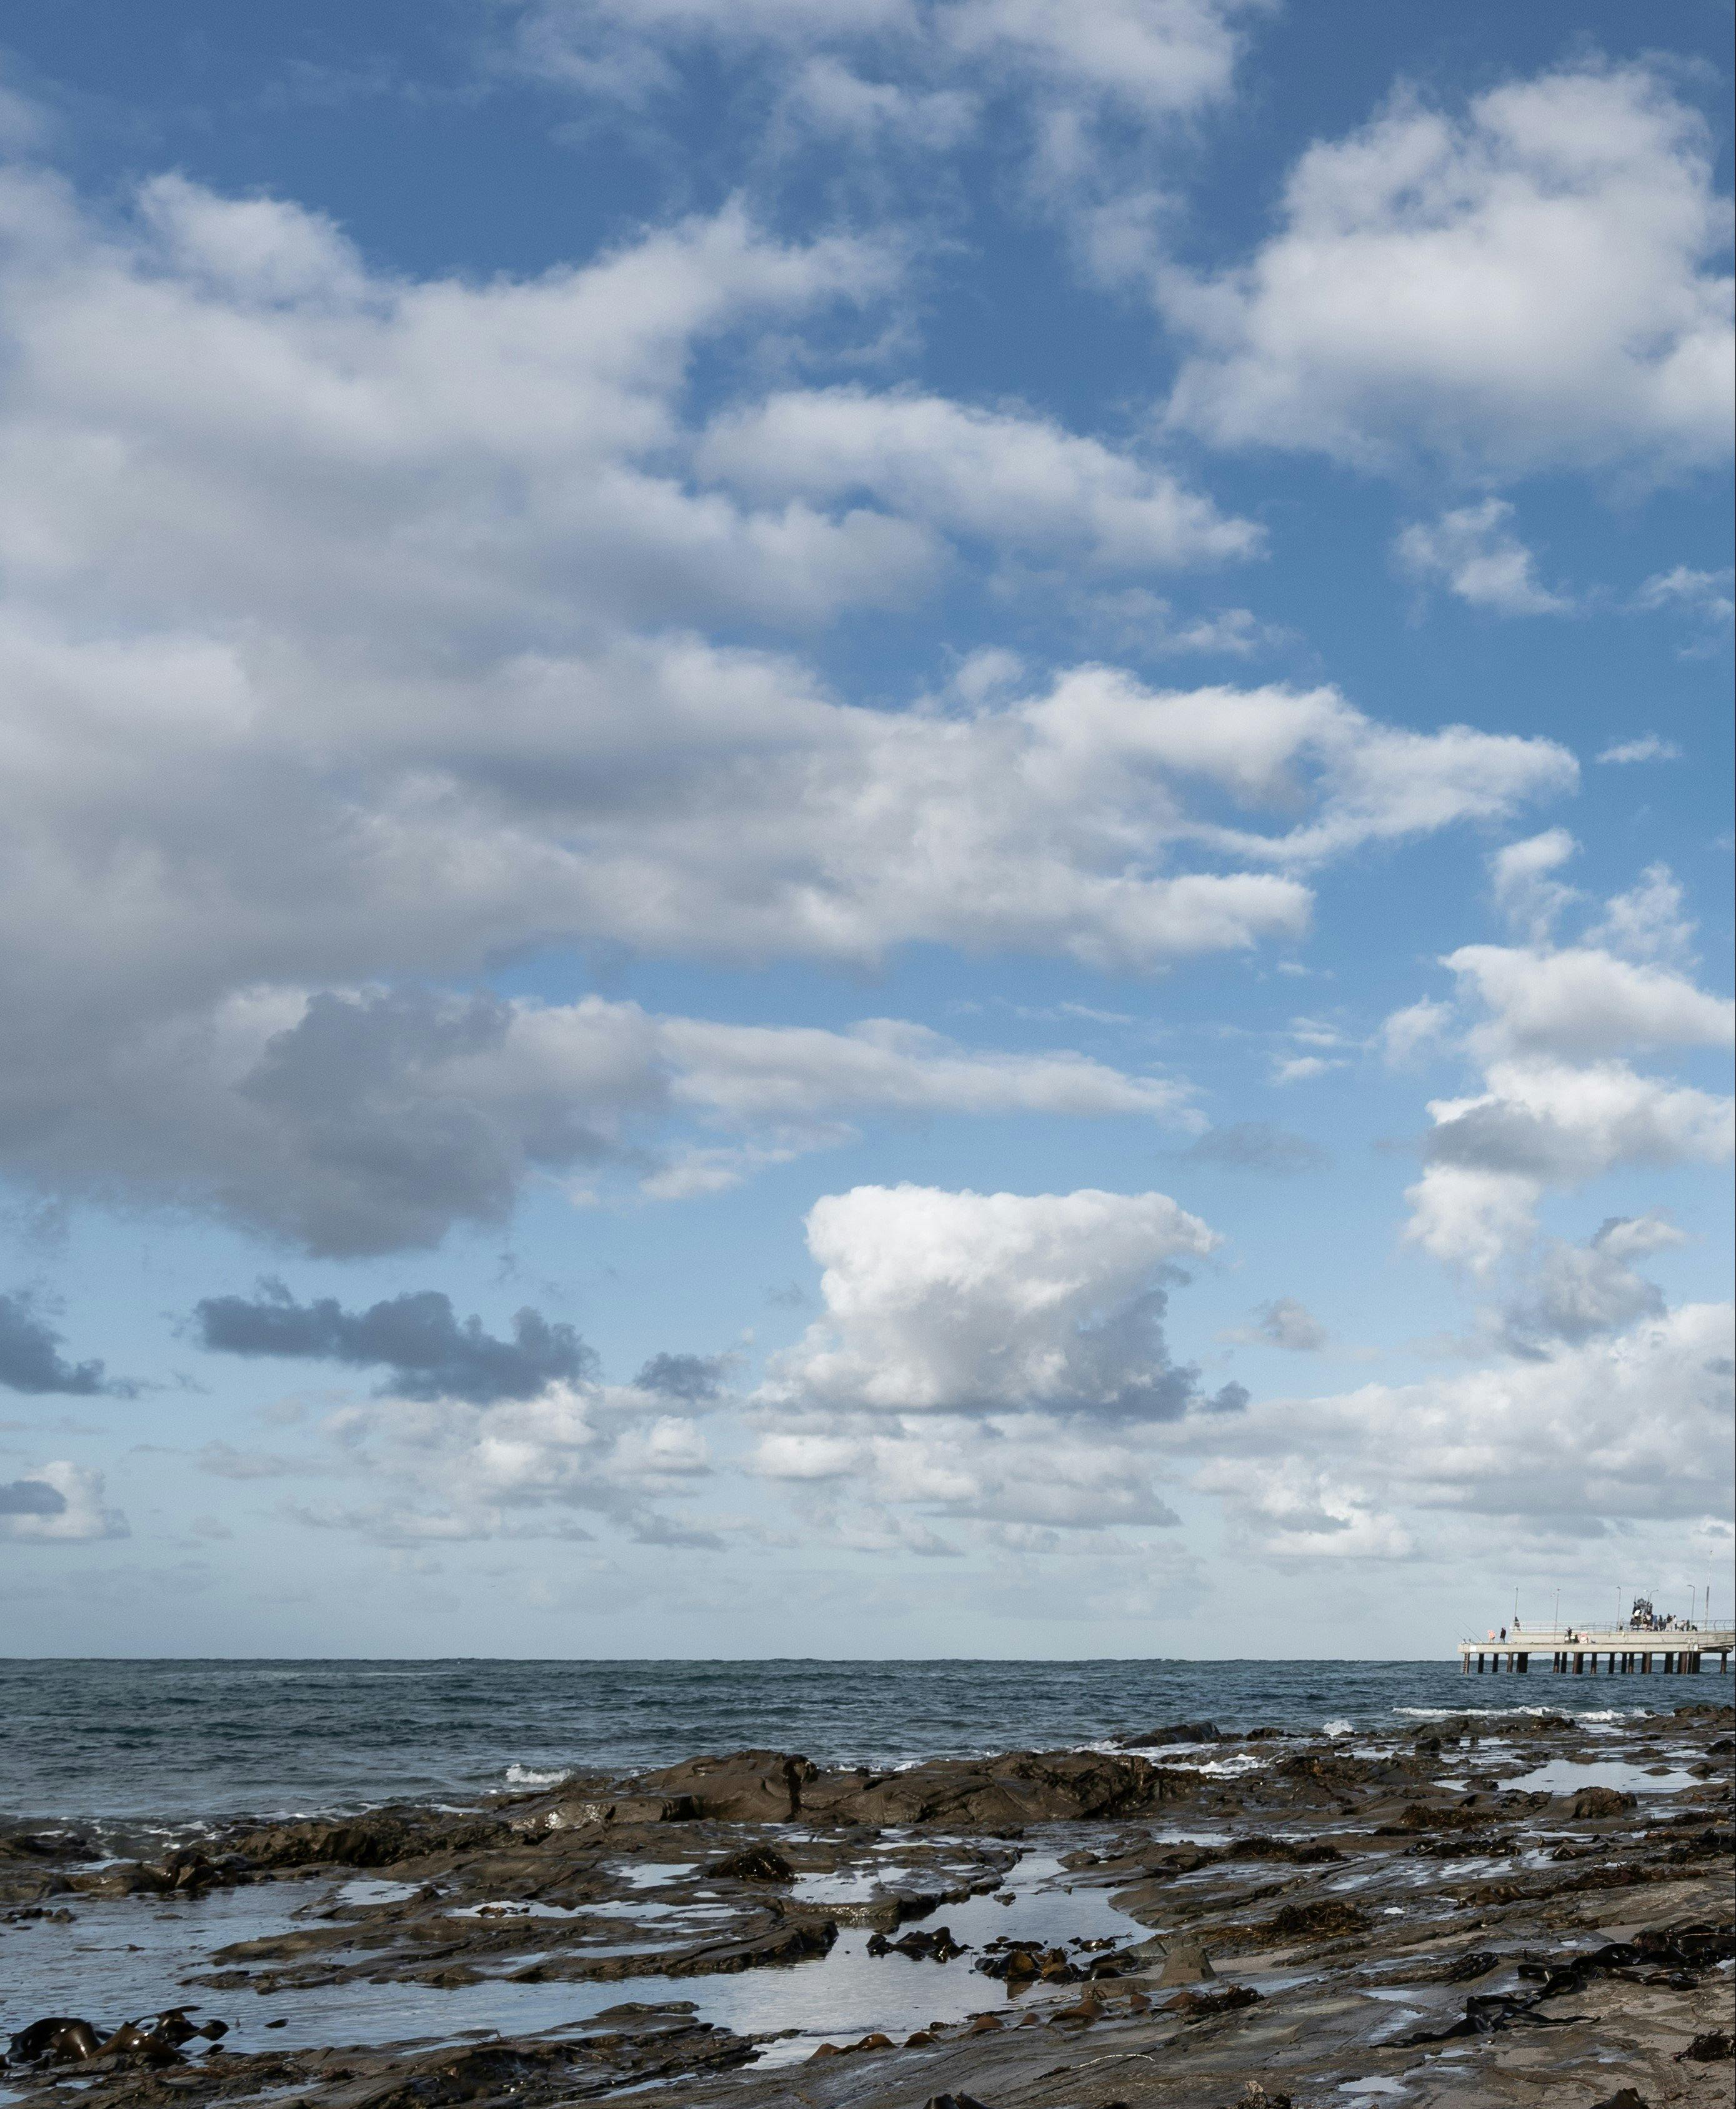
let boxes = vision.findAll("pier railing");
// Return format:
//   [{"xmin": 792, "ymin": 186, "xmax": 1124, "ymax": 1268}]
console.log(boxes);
[{"xmin": 1456, "ymin": 1625, "xmax": 1734, "ymax": 1675}]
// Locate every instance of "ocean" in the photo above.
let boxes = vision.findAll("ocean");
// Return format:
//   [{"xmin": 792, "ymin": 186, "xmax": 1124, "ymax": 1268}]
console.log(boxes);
[{"xmin": 0, "ymin": 1656, "xmax": 1662, "ymax": 1833}]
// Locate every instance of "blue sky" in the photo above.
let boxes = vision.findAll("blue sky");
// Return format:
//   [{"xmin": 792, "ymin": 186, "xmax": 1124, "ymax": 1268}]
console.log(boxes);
[{"xmin": 1, "ymin": 0, "xmax": 1730, "ymax": 1657}]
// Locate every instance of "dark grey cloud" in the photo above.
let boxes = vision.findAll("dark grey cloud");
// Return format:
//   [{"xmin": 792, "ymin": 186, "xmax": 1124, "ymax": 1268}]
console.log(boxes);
[
  {"xmin": 0, "ymin": 1292, "xmax": 130, "ymax": 1396},
  {"xmin": 632, "ymin": 1352, "xmax": 729, "ymax": 1401},
  {"xmin": 1176, "ymin": 1122, "xmax": 1330, "ymax": 1175},
  {"xmin": 0, "ymin": 1477, "xmax": 67, "ymax": 1515},
  {"xmin": 1498, "ymin": 1217, "xmax": 1675, "ymax": 1359},
  {"xmin": 1054, "ymin": 1284, "xmax": 1250, "ymax": 1423},
  {"xmin": 627, "ymin": 1512, "xmax": 725, "ymax": 1550},
  {"xmin": 1424, "ymin": 1102, "xmax": 1587, "ymax": 1178},
  {"xmin": 234, "ymin": 989, "xmax": 628, "ymax": 1257},
  {"xmin": 194, "ymin": 1280, "xmax": 596, "ymax": 1403}
]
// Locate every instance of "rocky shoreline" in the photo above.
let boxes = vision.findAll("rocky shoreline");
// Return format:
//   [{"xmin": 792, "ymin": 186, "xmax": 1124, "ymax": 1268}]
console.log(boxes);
[{"xmin": 2, "ymin": 1701, "xmax": 1732, "ymax": 2108}]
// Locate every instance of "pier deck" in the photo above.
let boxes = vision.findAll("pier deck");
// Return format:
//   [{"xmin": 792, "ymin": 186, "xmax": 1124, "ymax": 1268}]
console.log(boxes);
[{"xmin": 1459, "ymin": 1625, "xmax": 1733, "ymax": 1674}]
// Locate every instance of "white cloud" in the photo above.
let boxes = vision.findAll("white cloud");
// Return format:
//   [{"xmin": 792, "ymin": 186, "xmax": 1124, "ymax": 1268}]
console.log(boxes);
[
  {"xmin": 1380, "ymin": 997, "xmax": 1454, "ymax": 1067},
  {"xmin": 1585, "ymin": 864, "xmax": 1695, "ymax": 965},
  {"xmin": 699, "ymin": 386, "xmax": 1261, "ymax": 570},
  {"xmin": 751, "ymin": 1411, "xmax": 1185, "ymax": 1532},
  {"xmin": 1396, "ymin": 500, "xmax": 1571, "ymax": 614},
  {"xmin": 1192, "ymin": 1457, "xmax": 1412, "ymax": 1558},
  {"xmin": 1445, "ymin": 942, "xmax": 1732, "ymax": 1059},
  {"xmin": 1164, "ymin": 65, "xmax": 1735, "ymax": 477},
  {"xmin": 759, "ymin": 1182, "xmax": 1234, "ymax": 1418},
  {"xmin": 0, "ymin": 159, "xmax": 1577, "ymax": 1253},
  {"xmin": 1402, "ymin": 1162, "xmax": 1544, "ymax": 1277},
  {"xmin": 1409, "ymin": 1061, "xmax": 1731, "ymax": 1272},
  {"xmin": 780, "ymin": 57, "xmax": 977, "ymax": 147},
  {"xmin": 1225, "ymin": 1304, "xmax": 1734, "ymax": 1537},
  {"xmin": 1389, "ymin": 868, "xmax": 1732, "ymax": 1272},
  {"xmin": 313, "ymin": 1379, "xmax": 725, "ymax": 1545},
  {"xmin": 0, "ymin": 1460, "xmax": 128, "ymax": 1542},
  {"xmin": 1271, "ymin": 1054, "xmax": 1340, "ymax": 1084},
  {"xmin": 1489, "ymin": 829, "xmax": 1580, "ymax": 942},
  {"xmin": 509, "ymin": 0, "xmax": 1262, "ymax": 124},
  {"xmin": 940, "ymin": 0, "xmax": 1263, "ymax": 118},
  {"xmin": 1634, "ymin": 565, "xmax": 1735, "ymax": 624},
  {"xmin": 1597, "ymin": 734, "xmax": 1683, "ymax": 765}
]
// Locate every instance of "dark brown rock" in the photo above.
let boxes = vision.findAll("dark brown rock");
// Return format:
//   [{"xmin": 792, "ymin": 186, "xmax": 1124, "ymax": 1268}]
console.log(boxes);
[
  {"xmin": 1115, "ymin": 1721, "xmax": 1222, "ymax": 1747},
  {"xmin": 706, "ymin": 1843, "xmax": 794, "ymax": 1882},
  {"xmin": 1570, "ymin": 1787, "xmax": 1639, "ymax": 1819},
  {"xmin": 629, "ymin": 1752, "xmax": 816, "ymax": 1822}
]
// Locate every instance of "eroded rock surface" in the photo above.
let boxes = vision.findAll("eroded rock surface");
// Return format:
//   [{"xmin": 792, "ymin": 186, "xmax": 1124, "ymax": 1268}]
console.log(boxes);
[{"xmin": 1, "ymin": 1699, "xmax": 1730, "ymax": 2109}]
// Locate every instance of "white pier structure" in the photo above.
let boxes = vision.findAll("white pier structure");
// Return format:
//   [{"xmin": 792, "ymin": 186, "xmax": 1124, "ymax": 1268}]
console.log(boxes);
[{"xmin": 1459, "ymin": 1625, "xmax": 1734, "ymax": 1676}]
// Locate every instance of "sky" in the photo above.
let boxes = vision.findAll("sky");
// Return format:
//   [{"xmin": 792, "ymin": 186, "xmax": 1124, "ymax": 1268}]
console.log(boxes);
[{"xmin": 0, "ymin": 0, "xmax": 1730, "ymax": 1660}]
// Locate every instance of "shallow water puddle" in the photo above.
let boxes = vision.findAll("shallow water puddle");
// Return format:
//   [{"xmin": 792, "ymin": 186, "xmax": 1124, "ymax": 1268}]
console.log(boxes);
[
  {"xmin": 0, "ymin": 1852, "xmax": 1144, "ymax": 2070},
  {"xmin": 787, "ymin": 1865, "xmax": 916, "ymax": 1903},
  {"xmin": 1506, "ymin": 1758, "xmax": 1700, "ymax": 1795},
  {"xmin": 716, "ymin": 1852, "xmax": 1147, "ymax": 2067},
  {"xmin": 611, "ymin": 1862, "xmax": 697, "ymax": 1890}
]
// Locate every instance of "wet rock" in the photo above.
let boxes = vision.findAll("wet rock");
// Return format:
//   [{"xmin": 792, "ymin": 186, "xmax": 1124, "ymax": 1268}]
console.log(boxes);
[
  {"xmin": 629, "ymin": 1751, "xmax": 816, "ymax": 1822},
  {"xmin": 1139, "ymin": 1843, "xmax": 1216, "ymax": 1875},
  {"xmin": 867, "ymin": 1924, "xmax": 967, "ymax": 1962},
  {"xmin": 509, "ymin": 1918, "xmax": 838, "ymax": 1982},
  {"xmin": 1222, "ymin": 1834, "xmax": 1344, "ymax": 1863},
  {"xmin": 0, "ymin": 1831, "xmax": 97, "ymax": 1863},
  {"xmin": 1570, "ymin": 1787, "xmax": 1639, "ymax": 1818},
  {"xmin": 252, "ymin": 2017, "xmax": 755, "ymax": 2104},
  {"xmin": 522, "ymin": 1788, "xmax": 697, "ymax": 1828},
  {"xmin": 1406, "ymin": 1832, "xmax": 1515, "ymax": 1858},
  {"xmin": 706, "ymin": 1843, "xmax": 794, "ymax": 1881},
  {"xmin": 1377, "ymin": 1798, "xmax": 1500, "ymax": 1832},
  {"xmin": 1274, "ymin": 1750, "xmax": 1422, "ymax": 1792},
  {"xmin": 924, "ymin": 2095, "xmax": 993, "ymax": 2109},
  {"xmin": 225, "ymin": 1810, "xmax": 509, "ymax": 1869},
  {"xmin": 819, "ymin": 1748, "xmax": 1199, "ymax": 1827},
  {"xmin": 1115, "ymin": 1721, "xmax": 1222, "ymax": 1747}
]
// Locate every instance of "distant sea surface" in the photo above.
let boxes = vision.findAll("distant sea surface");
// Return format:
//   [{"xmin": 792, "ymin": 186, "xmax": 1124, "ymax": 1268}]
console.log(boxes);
[{"xmin": 0, "ymin": 1657, "xmax": 1668, "ymax": 1830}]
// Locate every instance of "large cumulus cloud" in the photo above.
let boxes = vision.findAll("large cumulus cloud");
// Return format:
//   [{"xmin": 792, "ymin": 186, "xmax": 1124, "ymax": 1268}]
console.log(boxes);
[
  {"xmin": 0, "ymin": 159, "xmax": 1575, "ymax": 1250},
  {"xmin": 761, "ymin": 1182, "xmax": 1240, "ymax": 1419},
  {"xmin": 1163, "ymin": 65, "xmax": 1734, "ymax": 477}
]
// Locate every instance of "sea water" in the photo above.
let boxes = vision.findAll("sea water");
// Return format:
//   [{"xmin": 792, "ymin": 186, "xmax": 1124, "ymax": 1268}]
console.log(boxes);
[{"xmin": 0, "ymin": 1657, "xmax": 1680, "ymax": 1831}]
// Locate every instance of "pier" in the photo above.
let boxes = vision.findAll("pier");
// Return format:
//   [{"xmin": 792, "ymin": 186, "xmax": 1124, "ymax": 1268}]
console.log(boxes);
[{"xmin": 1459, "ymin": 1625, "xmax": 1733, "ymax": 1675}]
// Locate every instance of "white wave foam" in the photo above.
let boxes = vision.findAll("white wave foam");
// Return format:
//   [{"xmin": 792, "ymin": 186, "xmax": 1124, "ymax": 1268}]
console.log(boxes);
[
  {"xmin": 1323, "ymin": 1718, "xmax": 1355, "ymax": 1738},
  {"xmin": 504, "ymin": 1764, "xmax": 570, "ymax": 1787},
  {"xmin": 1395, "ymin": 1704, "xmax": 1560, "ymax": 1720}
]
